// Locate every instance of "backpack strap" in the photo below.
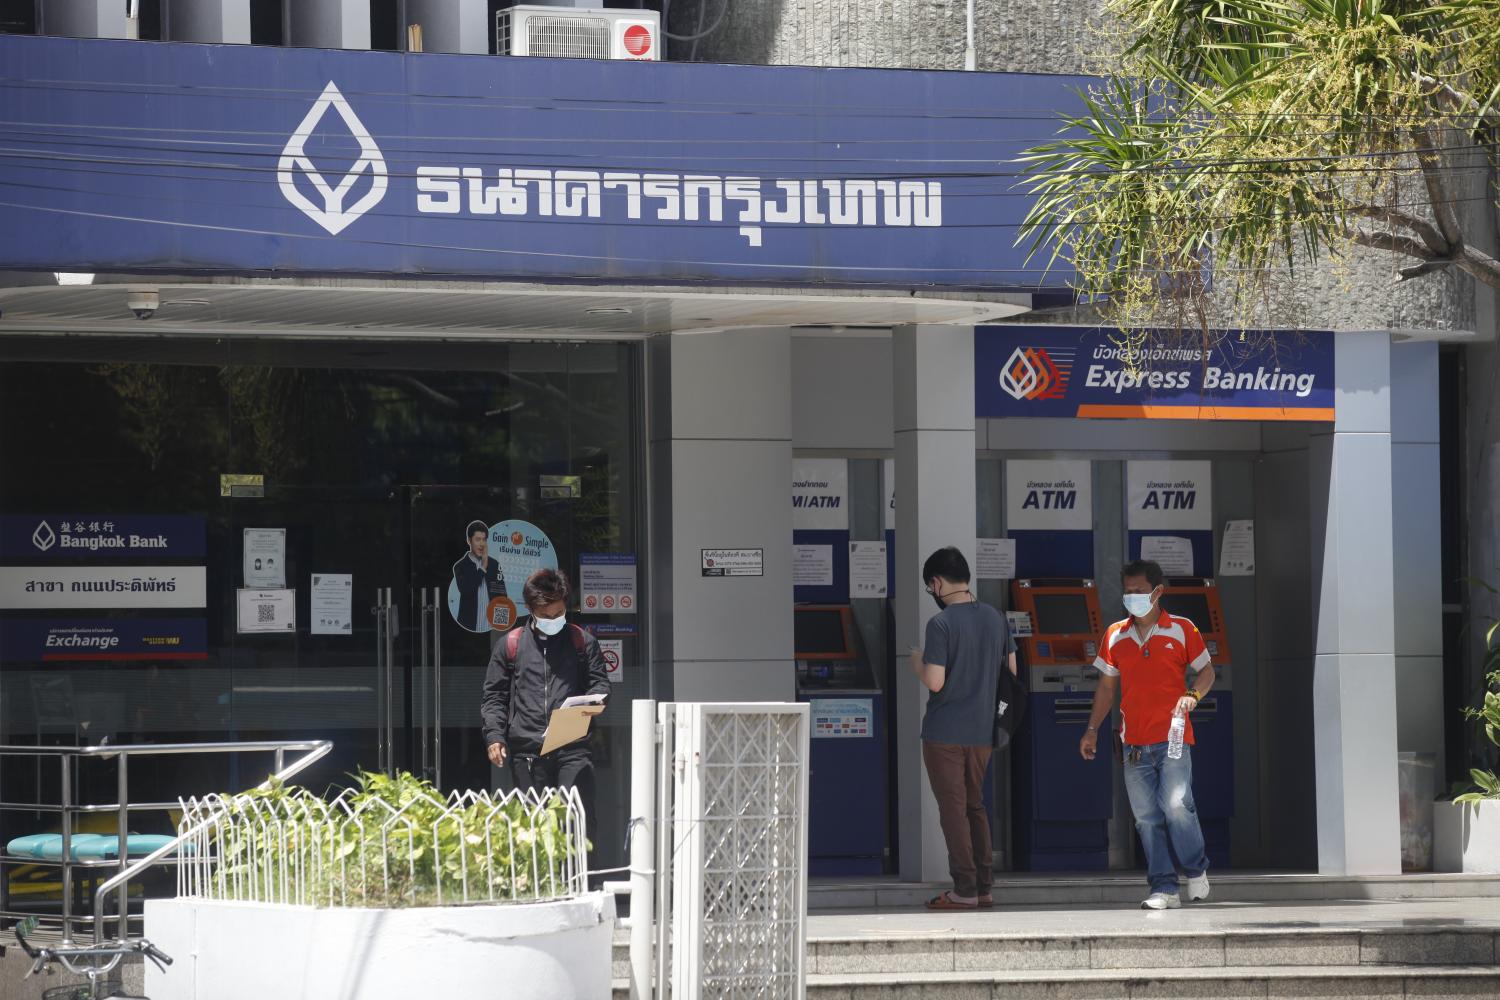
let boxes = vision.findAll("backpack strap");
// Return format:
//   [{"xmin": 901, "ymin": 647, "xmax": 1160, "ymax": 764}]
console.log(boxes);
[
  {"xmin": 569, "ymin": 623, "xmax": 588, "ymax": 653},
  {"xmin": 505, "ymin": 625, "xmax": 523, "ymax": 661}
]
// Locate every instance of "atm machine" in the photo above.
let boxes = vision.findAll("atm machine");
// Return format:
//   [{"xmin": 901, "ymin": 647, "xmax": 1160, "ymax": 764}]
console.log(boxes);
[
  {"xmin": 1009, "ymin": 578, "xmax": 1111, "ymax": 870},
  {"xmin": 793, "ymin": 604, "xmax": 888, "ymax": 875},
  {"xmin": 1160, "ymin": 578, "xmax": 1235, "ymax": 867}
]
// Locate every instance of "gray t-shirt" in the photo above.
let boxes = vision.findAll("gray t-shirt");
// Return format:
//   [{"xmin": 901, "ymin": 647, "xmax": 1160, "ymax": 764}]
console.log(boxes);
[{"xmin": 920, "ymin": 601, "xmax": 1016, "ymax": 746}]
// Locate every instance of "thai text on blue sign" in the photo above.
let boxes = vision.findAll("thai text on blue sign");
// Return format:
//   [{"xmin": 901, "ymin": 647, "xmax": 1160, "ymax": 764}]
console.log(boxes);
[
  {"xmin": 976, "ymin": 327, "xmax": 1335, "ymax": 420},
  {"xmin": 0, "ymin": 35, "xmax": 1087, "ymax": 291},
  {"xmin": 0, "ymin": 515, "xmax": 206, "ymax": 560},
  {"xmin": 0, "ymin": 618, "xmax": 207, "ymax": 662}
]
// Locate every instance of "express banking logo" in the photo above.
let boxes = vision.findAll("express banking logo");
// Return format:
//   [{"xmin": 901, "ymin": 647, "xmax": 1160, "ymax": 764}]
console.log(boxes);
[
  {"xmin": 278, "ymin": 82, "xmax": 388, "ymax": 235},
  {"xmin": 998, "ymin": 345, "xmax": 1074, "ymax": 402}
]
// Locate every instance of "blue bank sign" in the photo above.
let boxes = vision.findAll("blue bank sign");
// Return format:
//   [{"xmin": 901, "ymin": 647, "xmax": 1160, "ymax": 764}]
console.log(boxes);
[
  {"xmin": 975, "ymin": 326, "xmax": 1335, "ymax": 420},
  {"xmin": 0, "ymin": 515, "xmax": 206, "ymax": 560},
  {"xmin": 0, "ymin": 36, "xmax": 1088, "ymax": 291}
]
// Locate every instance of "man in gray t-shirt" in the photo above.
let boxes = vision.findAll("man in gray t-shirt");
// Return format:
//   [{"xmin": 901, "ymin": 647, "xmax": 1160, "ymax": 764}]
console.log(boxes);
[{"xmin": 909, "ymin": 546, "xmax": 1017, "ymax": 910}]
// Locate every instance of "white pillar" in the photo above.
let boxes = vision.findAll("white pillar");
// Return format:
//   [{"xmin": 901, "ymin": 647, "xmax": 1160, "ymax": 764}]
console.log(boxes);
[
  {"xmin": 1390, "ymin": 340, "xmax": 1445, "ymax": 779},
  {"xmin": 170, "ymin": 0, "xmax": 251, "ymax": 43},
  {"xmin": 1309, "ymin": 332, "xmax": 1401, "ymax": 875},
  {"xmin": 648, "ymin": 330, "xmax": 796, "ymax": 703},
  {"xmin": 893, "ymin": 325, "xmax": 978, "ymax": 883},
  {"xmin": 43, "ymin": 0, "xmax": 127, "ymax": 38},
  {"xmin": 290, "ymin": 0, "xmax": 371, "ymax": 50},
  {"xmin": 405, "ymin": 0, "xmax": 489, "ymax": 53}
]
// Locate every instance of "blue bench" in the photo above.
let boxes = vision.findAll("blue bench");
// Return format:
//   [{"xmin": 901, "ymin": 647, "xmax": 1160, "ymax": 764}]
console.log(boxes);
[{"xmin": 7, "ymin": 833, "xmax": 181, "ymax": 861}]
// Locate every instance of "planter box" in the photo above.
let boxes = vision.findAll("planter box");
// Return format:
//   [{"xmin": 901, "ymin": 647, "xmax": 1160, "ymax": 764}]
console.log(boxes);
[
  {"xmin": 144, "ymin": 892, "xmax": 613, "ymax": 1000},
  {"xmin": 1434, "ymin": 800, "xmax": 1500, "ymax": 874}
]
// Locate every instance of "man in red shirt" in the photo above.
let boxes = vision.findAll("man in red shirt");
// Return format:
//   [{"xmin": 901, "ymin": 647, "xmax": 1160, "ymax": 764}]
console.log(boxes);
[{"xmin": 1079, "ymin": 559, "xmax": 1216, "ymax": 910}]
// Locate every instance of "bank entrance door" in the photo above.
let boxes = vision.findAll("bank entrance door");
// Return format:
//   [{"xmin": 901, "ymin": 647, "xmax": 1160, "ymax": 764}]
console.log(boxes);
[{"xmin": 226, "ymin": 484, "xmax": 519, "ymax": 796}]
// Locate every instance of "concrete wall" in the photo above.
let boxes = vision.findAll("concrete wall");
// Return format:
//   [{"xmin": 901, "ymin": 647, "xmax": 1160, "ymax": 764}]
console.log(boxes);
[
  {"xmin": 406, "ymin": 0, "xmax": 489, "ymax": 54},
  {"xmin": 792, "ymin": 334, "xmax": 894, "ymax": 450},
  {"xmin": 290, "ymin": 0, "xmax": 371, "ymax": 49},
  {"xmin": 649, "ymin": 329, "xmax": 797, "ymax": 703},
  {"xmin": 42, "ymin": 0, "xmax": 127, "ymax": 38},
  {"xmin": 170, "ymin": 0, "xmax": 252, "ymax": 43}
]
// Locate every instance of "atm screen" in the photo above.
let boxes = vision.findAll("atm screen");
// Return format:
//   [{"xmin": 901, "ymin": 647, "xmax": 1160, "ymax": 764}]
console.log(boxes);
[
  {"xmin": 795, "ymin": 609, "xmax": 851, "ymax": 657},
  {"xmin": 1031, "ymin": 594, "xmax": 1093, "ymax": 636},
  {"xmin": 1165, "ymin": 593, "xmax": 1214, "ymax": 629}
]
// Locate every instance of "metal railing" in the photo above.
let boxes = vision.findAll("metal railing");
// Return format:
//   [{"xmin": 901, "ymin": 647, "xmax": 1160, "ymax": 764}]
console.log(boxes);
[{"xmin": 0, "ymin": 739, "xmax": 331, "ymax": 943}]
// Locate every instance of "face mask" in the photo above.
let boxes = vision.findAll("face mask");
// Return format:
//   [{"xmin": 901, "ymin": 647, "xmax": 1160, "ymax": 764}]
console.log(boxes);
[
  {"xmin": 534, "ymin": 614, "xmax": 567, "ymax": 636},
  {"xmin": 1122, "ymin": 592, "xmax": 1156, "ymax": 618}
]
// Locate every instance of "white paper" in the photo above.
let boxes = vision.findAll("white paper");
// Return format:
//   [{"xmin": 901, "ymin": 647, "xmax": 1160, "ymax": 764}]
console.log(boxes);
[
  {"xmin": 1005, "ymin": 459, "xmax": 1093, "ymax": 531},
  {"xmin": 1141, "ymin": 535, "xmax": 1195, "ymax": 576},
  {"xmin": 1126, "ymin": 461, "xmax": 1213, "ymax": 531},
  {"xmin": 243, "ymin": 528, "xmax": 286, "ymax": 588},
  {"xmin": 310, "ymin": 573, "xmax": 353, "ymax": 635},
  {"xmin": 976, "ymin": 538, "xmax": 1017, "ymax": 579},
  {"xmin": 848, "ymin": 540, "xmax": 888, "ymax": 598},
  {"xmin": 793, "ymin": 544, "xmax": 834, "ymax": 587},
  {"xmin": 598, "ymin": 639, "xmax": 624, "ymax": 684},
  {"xmin": 579, "ymin": 553, "xmax": 637, "ymax": 614},
  {"xmin": 236, "ymin": 588, "xmax": 296, "ymax": 634},
  {"xmin": 792, "ymin": 458, "xmax": 850, "ymax": 531},
  {"xmin": 561, "ymin": 693, "xmax": 607, "ymax": 708},
  {"xmin": 1006, "ymin": 611, "xmax": 1034, "ymax": 637},
  {"xmin": 1219, "ymin": 519, "xmax": 1255, "ymax": 576}
]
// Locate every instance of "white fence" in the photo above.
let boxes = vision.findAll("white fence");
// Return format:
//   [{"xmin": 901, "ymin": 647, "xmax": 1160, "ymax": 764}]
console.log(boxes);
[
  {"xmin": 175, "ymin": 785, "xmax": 589, "ymax": 908},
  {"xmin": 655, "ymin": 703, "xmax": 810, "ymax": 1000}
]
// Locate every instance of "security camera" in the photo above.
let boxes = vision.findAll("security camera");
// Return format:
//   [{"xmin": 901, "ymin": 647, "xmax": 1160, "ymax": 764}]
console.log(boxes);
[{"xmin": 127, "ymin": 290, "xmax": 159, "ymax": 321}]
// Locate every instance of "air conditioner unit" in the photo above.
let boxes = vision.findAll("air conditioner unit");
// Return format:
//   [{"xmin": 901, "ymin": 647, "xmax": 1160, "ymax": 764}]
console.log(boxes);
[{"xmin": 496, "ymin": 6, "xmax": 661, "ymax": 61}]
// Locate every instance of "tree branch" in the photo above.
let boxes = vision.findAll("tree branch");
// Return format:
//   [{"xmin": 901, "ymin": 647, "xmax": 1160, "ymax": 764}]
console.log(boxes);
[
  {"xmin": 1415, "ymin": 127, "xmax": 1466, "ymax": 249},
  {"xmin": 1413, "ymin": 73, "xmax": 1500, "ymax": 129},
  {"xmin": 1341, "ymin": 227, "xmax": 1440, "ymax": 261},
  {"xmin": 1347, "ymin": 204, "xmax": 1450, "ymax": 255},
  {"xmin": 1457, "ymin": 244, "xmax": 1500, "ymax": 289}
]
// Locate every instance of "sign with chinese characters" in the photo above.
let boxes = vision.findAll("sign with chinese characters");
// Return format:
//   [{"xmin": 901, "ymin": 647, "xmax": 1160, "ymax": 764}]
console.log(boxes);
[{"xmin": 0, "ymin": 515, "xmax": 205, "ymax": 560}]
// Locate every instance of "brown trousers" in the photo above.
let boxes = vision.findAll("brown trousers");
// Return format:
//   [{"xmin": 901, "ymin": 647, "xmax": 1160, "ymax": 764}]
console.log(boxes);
[{"xmin": 922, "ymin": 741, "xmax": 994, "ymax": 898}]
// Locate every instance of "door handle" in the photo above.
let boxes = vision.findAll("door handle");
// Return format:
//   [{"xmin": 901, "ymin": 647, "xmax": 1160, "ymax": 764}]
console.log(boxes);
[
  {"xmin": 431, "ymin": 586, "xmax": 444, "ymax": 790},
  {"xmin": 371, "ymin": 588, "xmax": 391, "ymax": 775}
]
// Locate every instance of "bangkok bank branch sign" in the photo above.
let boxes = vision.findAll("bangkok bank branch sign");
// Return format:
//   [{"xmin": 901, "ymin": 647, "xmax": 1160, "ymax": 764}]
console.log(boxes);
[{"xmin": 976, "ymin": 327, "xmax": 1335, "ymax": 421}]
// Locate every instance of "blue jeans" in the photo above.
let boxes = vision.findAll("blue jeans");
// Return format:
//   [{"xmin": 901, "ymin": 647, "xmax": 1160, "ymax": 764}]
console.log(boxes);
[{"xmin": 1123, "ymin": 742, "xmax": 1209, "ymax": 895}]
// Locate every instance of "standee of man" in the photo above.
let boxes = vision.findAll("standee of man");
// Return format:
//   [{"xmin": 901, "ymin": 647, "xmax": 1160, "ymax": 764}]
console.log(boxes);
[
  {"xmin": 1080, "ymin": 559, "xmax": 1216, "ymax": 910},
  {"xmin": 480, "ymin": 568, "xmax": 609, "ymax": 838},
  {"xmin": 909, "ymin": 546, "xmax": 1017, "ymax": 911},
  {"xmin": 454, "ymin": 520, "xmax": 505, "ymax": 633}
]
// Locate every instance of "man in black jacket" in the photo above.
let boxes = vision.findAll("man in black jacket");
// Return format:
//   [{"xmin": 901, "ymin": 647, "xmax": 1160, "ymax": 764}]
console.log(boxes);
[{"xmin": 480, "ymin": 568, "xmax": 609, "ymax": 834}]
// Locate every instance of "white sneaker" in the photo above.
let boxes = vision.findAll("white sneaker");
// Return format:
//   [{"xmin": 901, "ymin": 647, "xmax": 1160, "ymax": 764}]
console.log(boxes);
[
  {"xmin": 1186, "ymin": 873, "xmax": 1210, "ymax": 902},
  {"xmin": 1141, "ymin": 892, "xmax": 1181, "ymax": 910}
]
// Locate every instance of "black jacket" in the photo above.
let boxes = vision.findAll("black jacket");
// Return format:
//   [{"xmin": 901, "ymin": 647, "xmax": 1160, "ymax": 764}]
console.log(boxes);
[
  {"xmin": 452, "ymin": 553, "xmax": 504, "ymax": 631},
  {"xmin": 480, "ymin": 620, "xmax": 610, "ymax": 754}
]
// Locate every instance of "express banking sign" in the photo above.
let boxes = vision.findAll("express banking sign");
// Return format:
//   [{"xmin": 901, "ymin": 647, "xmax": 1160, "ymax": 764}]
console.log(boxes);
[
  {"xmin": 977, "ymin": 326, "xmax": 1335, "ymax": 420},
  {"xmin": 0, "ymin": 36, "xmax": 1091, "ymax": 290}
]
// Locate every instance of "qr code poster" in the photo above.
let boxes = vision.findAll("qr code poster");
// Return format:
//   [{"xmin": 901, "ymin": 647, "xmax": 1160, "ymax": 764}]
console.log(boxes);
[
  {"xmin": 236, "ymin": 588, "xmax": 296, "ymax": 634},
  {"xmin": 447, "ymin": 519, "xmax": 558, "ymax": 633}
]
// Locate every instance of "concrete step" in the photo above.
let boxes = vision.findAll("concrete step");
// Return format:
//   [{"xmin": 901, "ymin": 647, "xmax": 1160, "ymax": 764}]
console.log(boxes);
[
  {"xmin": 808, "ymin": 873, "xmax": 1500, "ymax": 910},
  {"xmin": 613, "ymin": 965, "xmax": 1500, "ymax": 999},
  {"xmin": 613, "ymin": 926, "xmax": 1499, "ymax": 983},
  {"xmin": 800, "ymin": 965, "xmax": 1500, "ymax": 999}
]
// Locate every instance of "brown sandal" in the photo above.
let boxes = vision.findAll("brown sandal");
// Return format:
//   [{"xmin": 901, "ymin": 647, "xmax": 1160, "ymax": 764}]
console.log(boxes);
[
  {"xmin": 925, "ymin": 891, "xmax": 979, "ymax": 911},
  {"xmin": 978, "ymin": 894, "xmax": 995, "ymax": 907}
]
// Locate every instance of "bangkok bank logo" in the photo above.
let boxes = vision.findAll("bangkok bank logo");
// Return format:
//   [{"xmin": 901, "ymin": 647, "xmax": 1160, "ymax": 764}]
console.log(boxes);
[
  {"xmin": 998, "ymin": 346, "xmax": 1073, "ymax": 401},
  {"xmin": 278, "ymin": 82, "xmax": 388, "ymax": 235},
  {"xmin": 31, "ymin": 520, "xmax": 56, "ymax": 552}
]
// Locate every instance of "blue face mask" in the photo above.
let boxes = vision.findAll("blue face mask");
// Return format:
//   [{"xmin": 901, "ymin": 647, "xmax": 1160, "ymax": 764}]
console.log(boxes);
[
  {"xmin": 534, "ymin": 614, "xmax": 567, "ymax": 636},
  {"xmin": 1123, "ymin": 592, "xmax": 1156, "ymax": 619}
]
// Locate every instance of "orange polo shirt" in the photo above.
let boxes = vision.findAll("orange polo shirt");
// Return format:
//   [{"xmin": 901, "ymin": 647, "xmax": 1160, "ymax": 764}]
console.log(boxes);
[{"xmin": 1093, "ymin": 610, "xmax": 1212, "ymax": 746}]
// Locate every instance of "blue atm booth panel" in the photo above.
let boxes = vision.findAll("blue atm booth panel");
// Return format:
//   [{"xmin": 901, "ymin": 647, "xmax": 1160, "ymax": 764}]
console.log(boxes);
[
  {"xmin": 801, "ymin": 693, "xmax": 887, "ymax": 876},
  {"xmin": 1015, "ymin": 695, "xmax": 1113, "ymax": 871},
  {"xmin": 1189, "ymin": 693, "xmax": 1234, "ymax": 868}
]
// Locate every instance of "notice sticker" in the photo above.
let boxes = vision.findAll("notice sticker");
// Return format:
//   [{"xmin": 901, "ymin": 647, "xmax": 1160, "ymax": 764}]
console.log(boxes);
[
  {"xmin": 599, "ymin": 638, "xmax": 624, "ymax": 683},
  {"xmin": 237, "ymin": 588, "xmax": 296, "ymax": 634},
  {"xmin": 701, "ymin": 548, "xmax": 764, "ymax": 577}
]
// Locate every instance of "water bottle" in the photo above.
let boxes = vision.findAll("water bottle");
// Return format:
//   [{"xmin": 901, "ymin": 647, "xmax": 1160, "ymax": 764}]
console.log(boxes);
[{"xmin": 1167, "ymin": 715, "xmax": 1186, "ymax": 760}]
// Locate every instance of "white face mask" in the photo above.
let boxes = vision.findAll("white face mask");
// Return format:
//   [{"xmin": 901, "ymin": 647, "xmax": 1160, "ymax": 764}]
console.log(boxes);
[
  {"xmin": 534, "ymin": 614, "xmax": 567, "ymax": 636},
  {"xmin": 1122, "ymin": 592, "xmax": 1156, "ymax": 619}
]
